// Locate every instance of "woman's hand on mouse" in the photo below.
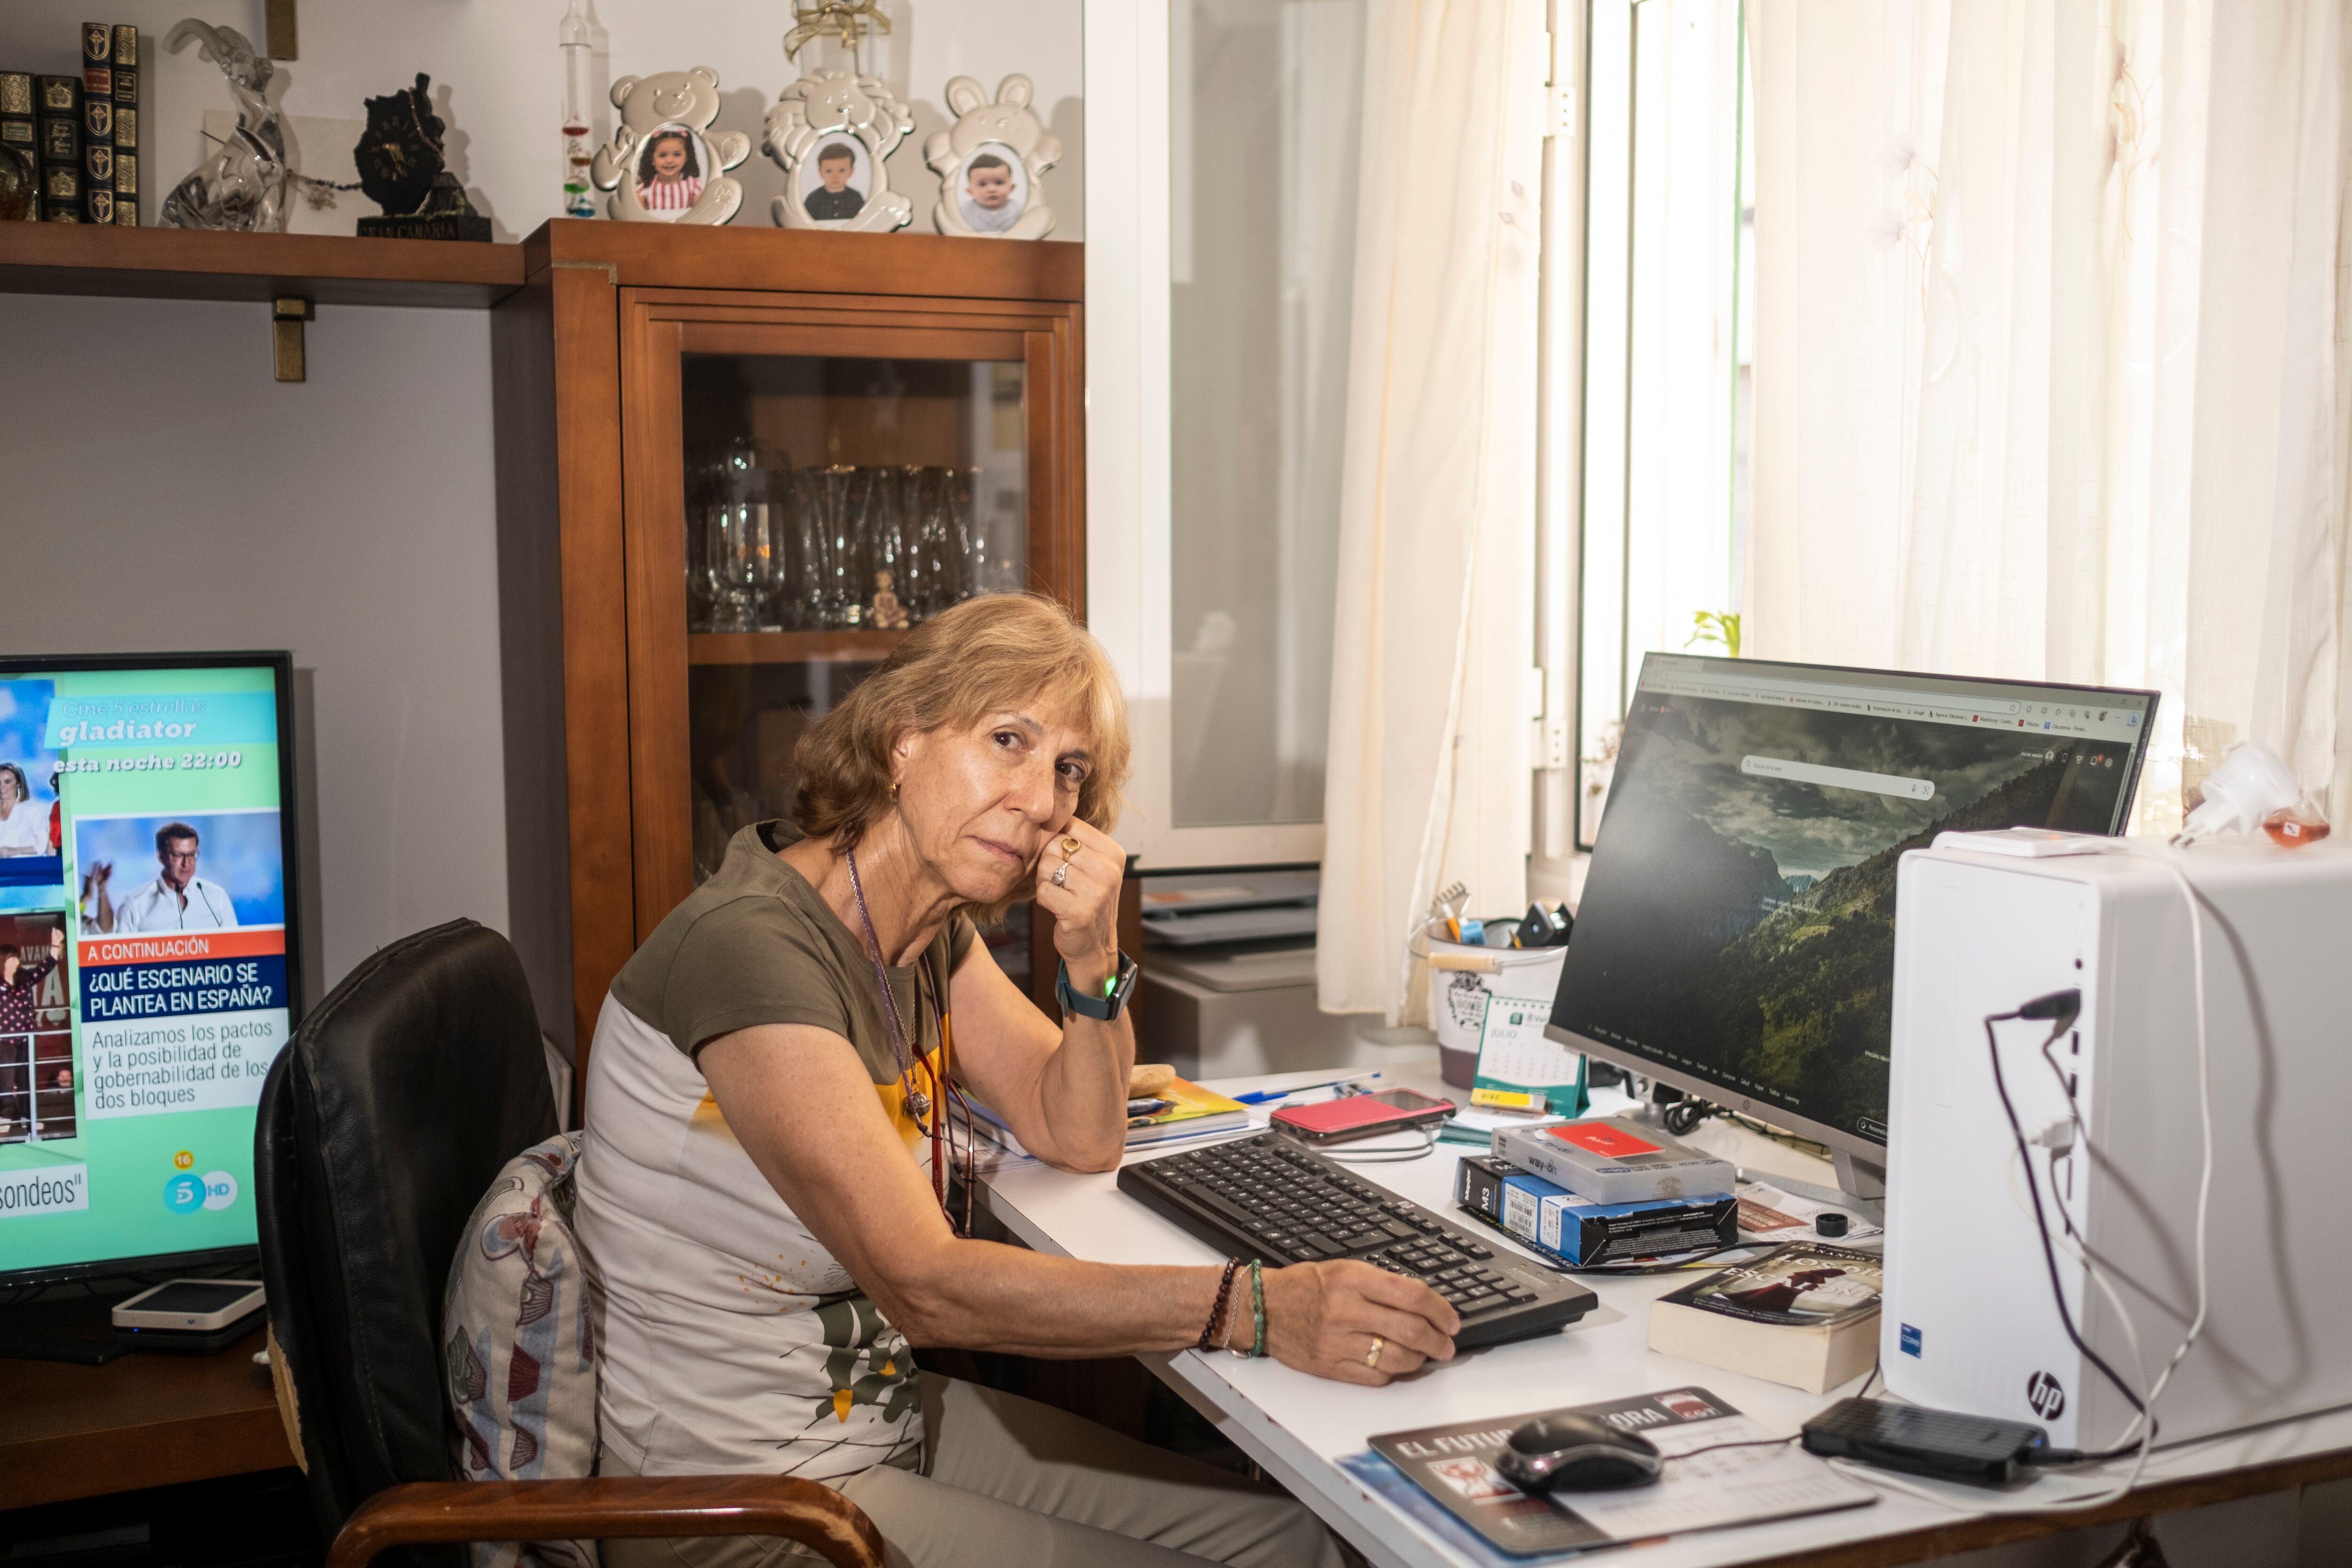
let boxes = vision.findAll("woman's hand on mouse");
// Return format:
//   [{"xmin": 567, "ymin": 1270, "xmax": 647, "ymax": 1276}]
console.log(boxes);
[
  {"xmin": 1261, "ymin": 1260, "xmax": 1460, "ymax": 1385},
  {"xmin": 1033, "ymin": 817, "xmax": 1125, "ymax": 991}
]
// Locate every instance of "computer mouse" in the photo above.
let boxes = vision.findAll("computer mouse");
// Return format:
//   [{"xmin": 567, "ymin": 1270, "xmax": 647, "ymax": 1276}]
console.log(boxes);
[{"xmin": 1494, "ymin": 1414, "xmax": 1664, "ymax": 1493}]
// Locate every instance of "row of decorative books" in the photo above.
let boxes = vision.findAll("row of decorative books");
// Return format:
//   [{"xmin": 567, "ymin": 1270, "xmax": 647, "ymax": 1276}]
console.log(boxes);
[
  {"xmin": 1455, "ymin": 1114, "xmax": 1883, "ymax": 1393},
  {"xmin": 1, "ymin": 23, "xmax": 142, "ymax": 224}
]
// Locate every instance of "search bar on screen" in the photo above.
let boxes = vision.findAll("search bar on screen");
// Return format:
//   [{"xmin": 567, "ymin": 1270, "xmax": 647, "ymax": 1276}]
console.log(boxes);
[{"xmin": 1741, "ymin": 756, "xmax": 1936, "ymax": 801}]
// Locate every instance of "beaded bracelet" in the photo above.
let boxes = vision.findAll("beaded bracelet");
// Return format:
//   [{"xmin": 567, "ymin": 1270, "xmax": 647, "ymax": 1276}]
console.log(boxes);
[{"xmin": 1197, "ymin": 1257, "xmax": 1242, "ymax": 1352}]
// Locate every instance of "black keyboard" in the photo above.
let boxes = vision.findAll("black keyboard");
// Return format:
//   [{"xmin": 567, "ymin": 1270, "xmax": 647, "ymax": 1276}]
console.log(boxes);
[{"xmin": 1117, "ymin": 1132, "xmax": 1598, "ymax": 1349}]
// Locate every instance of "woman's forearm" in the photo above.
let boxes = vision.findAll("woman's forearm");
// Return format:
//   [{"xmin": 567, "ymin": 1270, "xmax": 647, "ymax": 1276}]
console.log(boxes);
[
  {"xmin": 883, "ymin": 1238, "xmax": 1225, "ymax": 1356},
  {"xmin": 1027, "ymin": 1010, "xmax": 1136, "ymax": 1171}
]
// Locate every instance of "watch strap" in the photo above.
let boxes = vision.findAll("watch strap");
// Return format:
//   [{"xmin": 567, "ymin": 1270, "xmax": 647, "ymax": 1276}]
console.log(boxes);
[{"xmin": 1057, "ymin": 951, "xmax": 1137, "ymax": 1021}]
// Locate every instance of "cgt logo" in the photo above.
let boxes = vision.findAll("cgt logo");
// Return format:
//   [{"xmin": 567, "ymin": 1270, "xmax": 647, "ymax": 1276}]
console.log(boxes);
[{"xmin": 2026, "ymin": 1370, "xmax": 2067, "ymax": 1420}]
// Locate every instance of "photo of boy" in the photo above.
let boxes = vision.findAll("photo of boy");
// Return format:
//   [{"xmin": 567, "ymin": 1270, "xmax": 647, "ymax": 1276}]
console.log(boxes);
[
  {"xmin": 958, "ymin": 146, "xmax": 1024, "ymax": 233},
  {"xmin": 801, "ymin": 140, "xmax": 866, "ymax": 222},
  {"xmin": 636, "ymin": 124, "xmax": 705, "ymax": 216}
]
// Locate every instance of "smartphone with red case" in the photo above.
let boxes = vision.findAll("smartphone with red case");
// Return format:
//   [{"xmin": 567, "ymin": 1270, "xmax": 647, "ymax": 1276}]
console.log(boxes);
[{"xmin": 1271, "ymin": 1087, "xmax": 1456, "ymax": 1145}]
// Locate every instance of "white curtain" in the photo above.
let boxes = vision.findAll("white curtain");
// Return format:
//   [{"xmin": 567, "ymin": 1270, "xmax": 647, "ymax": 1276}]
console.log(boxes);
[
  {"xmin": 1748, "ymin": 0, "xmax": 2352, "ymax": 831},
  {"xmin": 1316, "ymin": 0, "xmax": 1547, "ymax": 1020}
]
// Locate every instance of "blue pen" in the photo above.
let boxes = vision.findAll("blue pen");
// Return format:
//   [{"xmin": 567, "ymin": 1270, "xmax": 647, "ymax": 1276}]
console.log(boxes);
[{"xmin": 1230, "ymin": 1071, "xmax": 1382, "ymax": 1106}]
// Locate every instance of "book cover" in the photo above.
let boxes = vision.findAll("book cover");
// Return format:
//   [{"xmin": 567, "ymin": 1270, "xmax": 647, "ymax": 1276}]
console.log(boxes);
[
  {"xmin": 81, "ymin": 20, "xmax": 113, "ymax": 65},
  {"xmin": 961, "ymin": 1077, "xmax": 1248, "ymax": 1159},
  {"xmin": 112, "ymin": 25, "xmax": 137, "ymax": 67},
  {"xmin": 1, "ymin": 72, "xmax": 34, "ymax": 158},
  {"xmin": 1491, "ymin": 1115, "xmax": 1736, "ymax": 1204},
  {"xmin": 83, "ymin": 96, "xmax": 111, "ymax": 146},
  {"xmin": 37, "ymin": 76, "xmax": 79, "ymax": 181},
  {"xmin": 1648, "ymin": 1242, "xmax": 1883, "ymax": 1393},
  {"xmin": 1125, "ymin": 1077, "xmax": 1248, "ymax": 1145},
  {"xmin": 1369, "ymin": 1387, "xmax": 1873, "ymax": 1556}
]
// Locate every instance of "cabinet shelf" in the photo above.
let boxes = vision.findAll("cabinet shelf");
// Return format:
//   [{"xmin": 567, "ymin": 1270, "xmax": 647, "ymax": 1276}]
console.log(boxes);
[{"xmin": 687, "ymin": 630, "xmax": 910, "ymax": 665}]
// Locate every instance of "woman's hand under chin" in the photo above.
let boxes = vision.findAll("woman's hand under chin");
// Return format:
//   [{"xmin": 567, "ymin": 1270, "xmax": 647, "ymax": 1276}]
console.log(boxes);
[{"xmin": 1031, "ymin": 818, "xmax": 1125, "ymax": 990}]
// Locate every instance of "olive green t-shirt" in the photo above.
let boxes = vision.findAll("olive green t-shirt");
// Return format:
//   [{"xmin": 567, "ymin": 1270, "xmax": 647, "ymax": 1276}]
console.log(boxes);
[{"xmin": 610, "ymin": 820, "xmax": 976, "ymax": 1093}]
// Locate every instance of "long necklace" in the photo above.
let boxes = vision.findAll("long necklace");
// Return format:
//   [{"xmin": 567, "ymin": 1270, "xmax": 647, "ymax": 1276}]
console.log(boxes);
[
  {"xmin": 845, "ymin": 846, "xmax": 929, "ymax": 1120},
  {"xmin": 846, "ymin": 847, "xmax": 971, "ymax": 1229}
]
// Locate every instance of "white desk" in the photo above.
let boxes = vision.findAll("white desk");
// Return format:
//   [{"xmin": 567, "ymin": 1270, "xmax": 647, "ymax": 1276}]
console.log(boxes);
[{"xmin": 975, "ymin": 1055, "xmax": 2352, "ymax": 1568}]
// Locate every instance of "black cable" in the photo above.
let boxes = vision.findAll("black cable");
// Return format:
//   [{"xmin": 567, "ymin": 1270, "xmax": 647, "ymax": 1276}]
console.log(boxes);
[
  {"xmin": 1665, "ymin": 1434, "xmax": 1799, "ymax": 1465},
  {"xmin": 1984, "ymin": 1003, "xmax": 2150, "ymax": 1437}
]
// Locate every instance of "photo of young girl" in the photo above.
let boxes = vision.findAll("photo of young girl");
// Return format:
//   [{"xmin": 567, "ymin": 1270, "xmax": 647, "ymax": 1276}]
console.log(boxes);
[{"xmin": 636, "ymin": 124, "xmax": 707, "ymax": 218}]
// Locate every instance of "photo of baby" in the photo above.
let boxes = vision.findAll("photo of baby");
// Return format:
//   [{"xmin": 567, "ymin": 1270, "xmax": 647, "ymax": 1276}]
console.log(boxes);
[
  {"xmin": 636, "ymin": 123, "xmax": 708, "ymax": 218},
  {"xmin": 798, "ymin": 138, "xmax": 870, "ymax": 223},
  {"xmin": 957, "ymin": 142, "xmax": 1027, "ymax": 233}
]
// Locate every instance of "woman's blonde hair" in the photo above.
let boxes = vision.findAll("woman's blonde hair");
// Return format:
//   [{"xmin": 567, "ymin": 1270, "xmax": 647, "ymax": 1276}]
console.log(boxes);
[{"xmin": 793, "ymin": 593, "xmax": 1130, "ymax": 858}]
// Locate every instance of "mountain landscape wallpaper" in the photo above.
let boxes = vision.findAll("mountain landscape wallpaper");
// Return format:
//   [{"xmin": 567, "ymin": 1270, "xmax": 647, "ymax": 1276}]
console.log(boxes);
[{"xmin": 1552, "ymin": 695, "xmax": 2136, "ymax": 1142}]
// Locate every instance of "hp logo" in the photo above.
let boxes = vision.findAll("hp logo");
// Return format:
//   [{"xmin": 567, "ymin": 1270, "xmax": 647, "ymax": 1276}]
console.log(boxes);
[{"xmin": 2026, "ymin": 1371, "xmax": 2067, "ymax": 1420}]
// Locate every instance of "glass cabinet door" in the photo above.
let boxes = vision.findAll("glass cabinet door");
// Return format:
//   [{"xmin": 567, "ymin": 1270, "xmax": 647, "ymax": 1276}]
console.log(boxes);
[
  {"xmin": 620, "ymin": 294, "xmax": 1082, "ymax": 995},
  {"xmin": 681, "ymin": 353, "xmax": 1029, "ymax": 879}
]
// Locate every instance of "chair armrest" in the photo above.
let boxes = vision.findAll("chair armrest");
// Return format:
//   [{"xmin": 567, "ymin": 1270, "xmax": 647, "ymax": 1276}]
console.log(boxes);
[{"xmin": 324, "ymin": 1476, "xmax": 885, "ymax": 1568}]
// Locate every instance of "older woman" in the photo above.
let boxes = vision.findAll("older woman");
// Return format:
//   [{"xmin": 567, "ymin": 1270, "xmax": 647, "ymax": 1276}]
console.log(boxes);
[{"xmin": 577, "ymin": 595, "xmax": 1456, "ymax": 1568}]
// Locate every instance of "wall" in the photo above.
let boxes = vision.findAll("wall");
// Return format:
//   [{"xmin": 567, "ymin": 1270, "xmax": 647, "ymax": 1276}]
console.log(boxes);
[
  {"xmin": 0, "ymin": 0, "xmax": 1083, "ymax": 1013},
  {"xmin": 0, "ymin": 0, "xmax": 1083, "ymax": 241},
  {"xmin": 0, "ymin": 294, "xmax": 505, "ymax": 1005}
]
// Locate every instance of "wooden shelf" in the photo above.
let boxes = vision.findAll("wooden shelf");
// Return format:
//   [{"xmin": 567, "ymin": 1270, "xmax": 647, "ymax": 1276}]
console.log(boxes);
[
  {"xmin": 0, "ymin": 221, "xmax": 1085, "ymax": 310},
  {"xmin": 688, "ymin": 629, "xmax": 910, "ymax": 665},
  {"xmin": 0, "ymin": 223, "xmax": 524, "ymax": 307}
]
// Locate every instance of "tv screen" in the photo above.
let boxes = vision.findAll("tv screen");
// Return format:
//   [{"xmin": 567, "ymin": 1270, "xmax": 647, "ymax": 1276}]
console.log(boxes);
[{"xmin": 0, "ymin": 653, "xmax": 301, "ymax": 1283}]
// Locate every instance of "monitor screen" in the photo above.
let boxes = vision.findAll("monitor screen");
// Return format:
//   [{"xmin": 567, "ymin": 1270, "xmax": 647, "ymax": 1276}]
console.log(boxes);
[
  {"xmin": 1546, "ymin": 655, "xmax": 2154, "ymax": 1156},
  {"xmin": 0, "ymin": 654, "xmax": 300, "ymax": 1283}
]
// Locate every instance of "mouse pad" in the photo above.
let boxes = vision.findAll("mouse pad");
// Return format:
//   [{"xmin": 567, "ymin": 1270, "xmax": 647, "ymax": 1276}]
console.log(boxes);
[{"xmin": 1367, "ymin": 1387, "xmax": 1873, "ymax": 1555}]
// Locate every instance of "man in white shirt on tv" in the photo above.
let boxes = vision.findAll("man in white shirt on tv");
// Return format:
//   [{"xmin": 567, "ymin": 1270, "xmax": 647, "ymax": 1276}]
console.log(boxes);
[{"xmin": 100, "ymin": 822, "xmax": 240, "ymax": 933}]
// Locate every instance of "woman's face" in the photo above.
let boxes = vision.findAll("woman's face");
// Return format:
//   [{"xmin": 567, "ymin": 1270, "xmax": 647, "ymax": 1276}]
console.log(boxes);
[
  {"xmin": 892, "ymin": 692, "xmax": 1093, "ymax": 904},
  {"xmin": 1, "ymin": 954, "xmax": 16, "ymax": 985},
  {"xmin": 0, "ymin": 772, "xmax": 17, "ymax": 811}
]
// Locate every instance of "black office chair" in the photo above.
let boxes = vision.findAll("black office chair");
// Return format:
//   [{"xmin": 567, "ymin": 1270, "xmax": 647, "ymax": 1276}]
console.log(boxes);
[{"xmin": 255, "ymin": 917, "xmax": 882, "ymax": 1568}]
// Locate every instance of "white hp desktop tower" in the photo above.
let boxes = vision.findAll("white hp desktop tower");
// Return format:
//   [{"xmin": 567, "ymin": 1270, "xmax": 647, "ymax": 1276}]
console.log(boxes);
[{"xmin": 1883, "ymin": 838, "xmax": 2352, "ymax": 1449}]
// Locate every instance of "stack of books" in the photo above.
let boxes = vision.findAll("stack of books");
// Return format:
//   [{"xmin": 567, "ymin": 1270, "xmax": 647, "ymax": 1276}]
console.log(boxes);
[
  {"xmin": 6, "ymin": 22, "xmax": 140, "ymax": 224},
  {"xmin": 960, "ymin": 1077, "xmax": 1249, "ymax": 1160}
]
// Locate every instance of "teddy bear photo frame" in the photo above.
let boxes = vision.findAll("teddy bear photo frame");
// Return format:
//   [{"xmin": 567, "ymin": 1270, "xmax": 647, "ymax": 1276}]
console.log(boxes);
[
  {"xmin": 763, "ymin": 67, "xmax": 915, "ymax": 232},
  {"xmin": 926, "ymin": 74, "xmax": 1060, "ymax": 240},
  {"xmin": 590, "ymin": 68, "xmax": 753, "ymax": 224}
]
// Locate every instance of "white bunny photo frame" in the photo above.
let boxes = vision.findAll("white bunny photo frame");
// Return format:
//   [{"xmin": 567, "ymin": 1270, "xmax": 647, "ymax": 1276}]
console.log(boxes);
[
  {"xmin": 764, "ymin": 67, "xmax": 916, "ymax": 232},
  {"xmin": 926, "ymin": 74, "xmax": 1060, "ymax": 240}
]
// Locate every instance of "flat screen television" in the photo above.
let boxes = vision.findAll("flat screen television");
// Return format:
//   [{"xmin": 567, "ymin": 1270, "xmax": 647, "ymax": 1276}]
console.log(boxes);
[{"xmin": 0, "ymin": 653, "xmax": 302, "ymax": 1285}]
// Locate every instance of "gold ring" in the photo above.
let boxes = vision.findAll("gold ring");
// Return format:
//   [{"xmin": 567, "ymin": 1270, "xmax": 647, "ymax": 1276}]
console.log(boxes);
[
  {"xmin": 1364, "ymin": 1336, "xmax": 1383, "ymax": 1369},
  {"xmin": 1060, "ymin": 835, "xmax": 1082, "ymax": 859}
]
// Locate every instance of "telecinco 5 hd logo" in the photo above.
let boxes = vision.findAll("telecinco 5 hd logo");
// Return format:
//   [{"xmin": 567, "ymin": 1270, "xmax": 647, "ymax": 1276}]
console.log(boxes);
[
  {"xmin": 163, "ymin": 1170, "xmax": 239, "ymax": 1214},
  {"xmin": 2026, "ymin": 1370, "xmax": 2066, "ymax": 1420}
]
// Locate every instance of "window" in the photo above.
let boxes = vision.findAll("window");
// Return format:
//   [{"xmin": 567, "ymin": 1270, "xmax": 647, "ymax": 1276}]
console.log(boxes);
[
  {"xmin": 1167, "ymin": 0, "xmax": 1367, "ymax": 833},
  {"xmin": 1537, "ymin": 0, "xmax": 1756, "ymax": 859}
]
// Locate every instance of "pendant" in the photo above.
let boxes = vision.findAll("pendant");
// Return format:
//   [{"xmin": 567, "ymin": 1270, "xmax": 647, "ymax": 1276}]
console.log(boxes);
[{"xmin": 906, "ymin": 1088, "xmax": 932, "ymax": 1121}]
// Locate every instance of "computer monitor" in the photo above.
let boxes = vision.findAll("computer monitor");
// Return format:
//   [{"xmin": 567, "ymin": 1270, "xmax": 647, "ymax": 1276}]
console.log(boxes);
[
  {"xmin": 0, "ymin": 653, "xmax": 302, "ymax": 1285},
  {"xmin": 1545, "ymin": 654, "xmax": 2155, "ymax": 1186}
]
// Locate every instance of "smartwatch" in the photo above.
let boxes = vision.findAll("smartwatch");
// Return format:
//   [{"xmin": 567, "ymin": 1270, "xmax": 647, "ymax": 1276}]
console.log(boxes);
[{"xmin": 1057, "ymin": 951, "xmax": 1139, "ymax": 1022}]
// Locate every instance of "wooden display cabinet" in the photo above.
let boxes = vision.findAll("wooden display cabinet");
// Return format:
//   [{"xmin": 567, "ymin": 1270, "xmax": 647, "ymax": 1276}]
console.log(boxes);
[{"xmin": 493, "ymin": 221, "xmax": 1087, "ymax": 1070}]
